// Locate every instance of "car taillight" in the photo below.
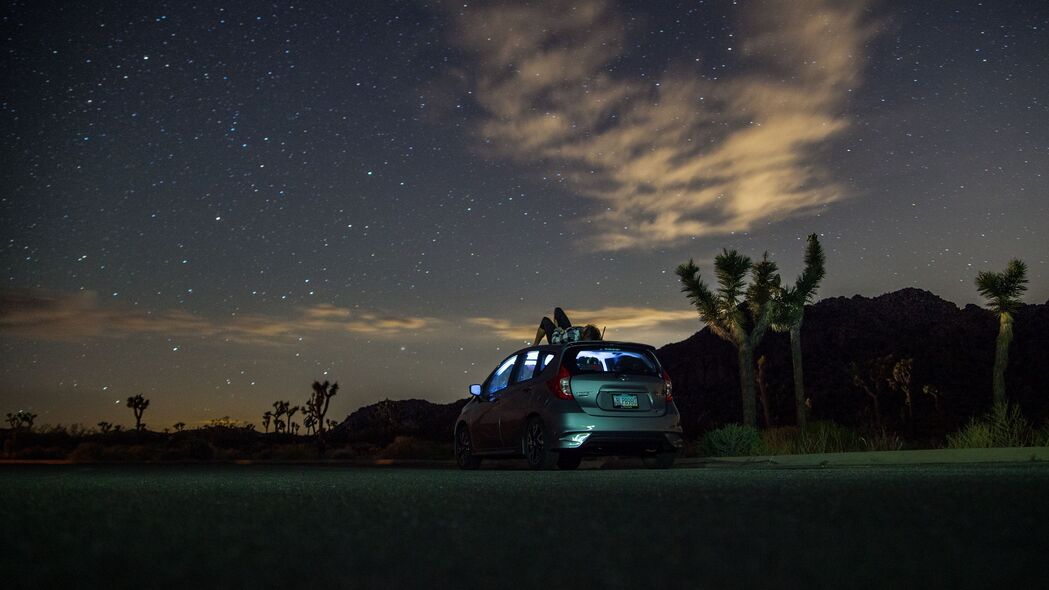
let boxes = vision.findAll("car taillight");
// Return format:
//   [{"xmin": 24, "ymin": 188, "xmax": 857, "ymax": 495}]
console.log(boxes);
[
  {"xmin": 662, "ymin": 370, "xmax": 673, "ymax": 402},
  {"xmin": 548, "ymin": 365, "xmax": 574, "ymax": 400}
]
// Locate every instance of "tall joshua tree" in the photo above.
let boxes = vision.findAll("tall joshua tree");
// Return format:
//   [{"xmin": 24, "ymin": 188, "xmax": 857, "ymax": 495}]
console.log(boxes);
[
  {"xmin": 677, "ymin": 250, "xmax": 779, "ymax": 428},
  {"xmin": 307, "ymin": 381, "xmax": 339, "ymax": 436},
  {"xmin": 771, "ymin": 233, "xmax": 826, "ymax": 429},
  {"xmin": 975, "ymin": 259, "xmax": 1028, "ymax": 405},
  {"xmin": 272, "ymin": 401, "xmax": 289, "ymax": 433},
  {"xmin": 286, "ymin": 404, "xmax": 300, "ymax": 435},
  {"xmin": 126, "ymin": 394, "xmax": 150, "ymax": 431}
]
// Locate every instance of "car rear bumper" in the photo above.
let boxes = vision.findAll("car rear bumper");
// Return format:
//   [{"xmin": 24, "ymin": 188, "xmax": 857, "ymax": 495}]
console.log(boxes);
[{"xmin": 547, "ymin": 408, "xmax": 683, "ymax": 453}]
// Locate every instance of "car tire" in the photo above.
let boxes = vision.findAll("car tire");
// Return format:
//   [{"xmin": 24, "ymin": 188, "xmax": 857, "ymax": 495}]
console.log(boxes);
[
  {"xmin": 454, "ymin": 424, "xmax": 482, "ymax": 470},
  {"xmin": 557, "ymin": 451, "xmax": 582, "ymax": 470},
  {"xmin": 643, "ymin": 450, "xmax": 676, "ymax": 469},
  {"xmin": 523, "ymin": 417, "xmax": 558, "ymax": 470}
]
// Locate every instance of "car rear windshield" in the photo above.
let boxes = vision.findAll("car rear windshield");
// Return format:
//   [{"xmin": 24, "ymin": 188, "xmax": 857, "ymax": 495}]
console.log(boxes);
[{"xmin": 565, "ymin": 346, "xmax": 661, "ymax": 376}]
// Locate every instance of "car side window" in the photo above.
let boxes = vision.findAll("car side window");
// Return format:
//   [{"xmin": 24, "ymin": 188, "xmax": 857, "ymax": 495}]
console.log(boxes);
[
  {"xmin": 539, "ymin": 353, "xmax": 555, "ymax": 372},
  {"xmin": 514, "ymin": 350, "xmax": 540, "ymax": 383},
  {"xmin": 486, "ymin": 354, "xmax": 518, "ymax": 394}
]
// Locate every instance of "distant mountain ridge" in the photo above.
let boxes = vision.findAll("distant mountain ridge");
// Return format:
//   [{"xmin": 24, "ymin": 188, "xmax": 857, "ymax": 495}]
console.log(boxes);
[{"xmin": 335, "ymin": 289, "xmax": 1049, "ymax": 443}]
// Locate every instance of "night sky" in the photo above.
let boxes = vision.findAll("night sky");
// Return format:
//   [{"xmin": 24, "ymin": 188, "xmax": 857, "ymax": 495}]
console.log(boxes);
[{"xmin": 2, "ymin": 0, "xmax": 1046, "ymax": 429}]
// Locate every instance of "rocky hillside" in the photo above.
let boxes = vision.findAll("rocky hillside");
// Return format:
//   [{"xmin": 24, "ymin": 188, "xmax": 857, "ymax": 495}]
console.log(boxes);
[
  {"xmin": 661, "ymin": 288, "xmax": 1049, "ymax": 441},
  {"xmin": 335, "ymin": 289, "xmax": 1049, "ymax": 443}
]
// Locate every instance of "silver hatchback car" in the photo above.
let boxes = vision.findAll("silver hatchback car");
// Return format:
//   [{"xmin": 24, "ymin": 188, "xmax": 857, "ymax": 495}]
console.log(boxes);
[{"xmin": 454, "ymin": 341, "xmax": 683, "ymax": 470}]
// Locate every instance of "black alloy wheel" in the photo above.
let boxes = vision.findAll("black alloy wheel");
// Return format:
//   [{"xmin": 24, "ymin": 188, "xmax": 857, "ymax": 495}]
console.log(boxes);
[
  {"xmin": 523, "ymin": 417, "xmax": 558, "ymax": 470},
  {"xmin": 455, "ymin": 425, "xmax": 481, "ymax": 470}
]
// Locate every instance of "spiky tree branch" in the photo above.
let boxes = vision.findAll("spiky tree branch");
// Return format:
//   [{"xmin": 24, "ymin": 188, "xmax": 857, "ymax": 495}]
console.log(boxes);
[
  {"xmin": 677, "ymin": 249, "xmax": 780, "ymax": 427},
  {"xmin": 771, "ymin": 234, "xmax": 826, "ymax": 428}
]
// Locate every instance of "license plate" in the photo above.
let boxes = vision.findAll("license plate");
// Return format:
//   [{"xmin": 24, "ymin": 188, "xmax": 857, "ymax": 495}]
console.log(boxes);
[{"xmin": 611, "ymin": 393, "xmax": 639, "ymax": 409}]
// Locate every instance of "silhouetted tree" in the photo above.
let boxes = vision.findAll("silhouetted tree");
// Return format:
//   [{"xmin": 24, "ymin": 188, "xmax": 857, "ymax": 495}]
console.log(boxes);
[
  {"xmin": 888, "ymin": 358, "xmax": 914, "ymax": 424},
  {"xmin": 5, "ymin": 410, "xmax": 36, "ymax": 430},
  {"xmin": 126, "ymin": 394, "xmax": 150, "ymax": 430},
  {"xmin": 97, "ymin": 421, "xmax": 112, "ymax": 434},
  {"xmin": 677, "ymin": 250, "xmax": 780, "ymax": 427},
  {"xmin": 771, "ymin": 233, "xmax": 826, "ymax": 429},
  {"xmin": 306, "ymin": 380, "xmax": 339, "ymax": 440},
  {"xmin": 975, "ymin": 259, "xmax": 1028, "ymax": 405},
  {"xmin": 303, "ymin": 414, "xmax": 317, "ymax": 435},
  {"xmin": 173, "ymin": 422, "xmax": 186, "ymax": 432},
  {"xmin": 262, "ymin": 411, "xmax": 273, "ymax": 433},
  {"xmin": 272, "ymin": 401, "xmax": 289, "ymax": 433},
  {"xmin": 850, "ymin": 356, "xmax": 901, "ymax": 430},
  {"xmin": 286, "ymin": 405, "xmax": 299, "ymax": 435},
  {"xmin": 756, "ymin": 355, "xmax": 772, "ymax": 428}
]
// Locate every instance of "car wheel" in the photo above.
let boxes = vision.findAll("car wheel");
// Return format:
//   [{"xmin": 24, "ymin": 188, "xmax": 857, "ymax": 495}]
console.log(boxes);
[
  {"xmin": 454, "ymin": 425, "xmax": 481, "ymax": 470},
  {"xmin": 557, "ymin": 451, "xmax": 582, "ymax": 470},
  {"xmin": 523, "ymin": 417, "xmax": 558, "ymax": 470},
  {"xmin": 643, "ymin": 450, "xmax": 676, "ymax": 469}
]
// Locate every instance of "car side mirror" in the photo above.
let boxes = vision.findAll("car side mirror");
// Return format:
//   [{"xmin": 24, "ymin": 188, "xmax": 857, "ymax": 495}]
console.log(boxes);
[{"xmin": 469, "ymin": 384, "xmax": 482, "ymax": 397}]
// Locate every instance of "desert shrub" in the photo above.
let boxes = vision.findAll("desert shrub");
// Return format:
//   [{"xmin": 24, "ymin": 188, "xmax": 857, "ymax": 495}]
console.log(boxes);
[
  {"xmin": 160, "ymin": 437, "xmax": 214, "ymax": 461},
  {"xmin": 376, "ymin": 436, "xmax": 452, "ymax": 460},
  {"xmin": 267, "ymin": 444, "xmax": 316, "ymax": 461},
  {"xmin": 761, "ymin": 426, "xmax": 800, "ymax": 455},
  {"xmin": 859, "ymin": 427, "xmax": 905, "ymax": 452},
  {"xmin": 1036, "ymin": 424, "xmax": 1049, "ymax": 447},
  {"xmin": 794, "ymin": 421, "xmax": 860, "ymax": 454},
  {"xmin": 947, "ymin": 402, "xmax": 1032, "ymax": 449},
  {"xmin": 328, "ymin": 446, "xmax": 362, "ymax": 460},
  {"xmin": 700, "ymin": 424, "xmax": 764, "ymax": 457},
  {"xmin": 69, "ymin": 442, "xmax": 106, "ymax": 462}
]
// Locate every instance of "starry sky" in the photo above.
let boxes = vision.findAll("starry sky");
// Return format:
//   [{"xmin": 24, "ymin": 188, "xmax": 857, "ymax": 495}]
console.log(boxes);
[{"xmin": 2, "ymin": 0, "xmax": 1047, "ymax": 429}]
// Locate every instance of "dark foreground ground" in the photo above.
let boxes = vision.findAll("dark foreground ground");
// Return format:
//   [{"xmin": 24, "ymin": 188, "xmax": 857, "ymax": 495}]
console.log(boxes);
[{"xmin": 3, "ymin": 463, "xmax": 1048, "ymax": 589}]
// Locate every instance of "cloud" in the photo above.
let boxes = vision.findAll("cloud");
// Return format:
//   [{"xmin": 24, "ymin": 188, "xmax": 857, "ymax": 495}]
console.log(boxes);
[
  {"xmin": 0, "ymin": 291, "xmax": 438, "ymax": 344},
  {"xmin": 468, "ymin": 306, "xmax": 699, "ymax": 345},
  {"xmin": 452, "ymin": 0, "xmax": 876, "ymax": 249}
]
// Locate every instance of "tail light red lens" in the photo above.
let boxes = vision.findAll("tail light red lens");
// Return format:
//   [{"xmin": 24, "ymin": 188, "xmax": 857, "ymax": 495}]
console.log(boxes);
[
  {"xmin": 662, "ymin": 370, "xmax": 673, "ymax": 402},
  {"xmin": 548, "ymin": 365, "xmax": 574, "ymax": 400}
]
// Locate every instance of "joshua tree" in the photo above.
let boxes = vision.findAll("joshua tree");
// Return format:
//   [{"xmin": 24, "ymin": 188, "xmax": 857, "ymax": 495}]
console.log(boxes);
[
  {"xmin": 173, "ymin": 422, "xmax": 186, "ymax": 432},
  {"xmin": 272, "ymin": 401, "xmax": 289, "ymax": 433},
  {"xmin": 303, "ymin": 414, "xmax": 317, "ymax": 435},
  {"xmin": 286, "ymin": 405, "xmax": 300, "ymax": 435},
  {"xmin": 771, "ymin": 233, "xmax": 826, "ymax": 429},
  {"xmin": 262, "ymin": 411, "xmax": 273, "ymax": 433},
  {"xmin": 5, "ymin": 410, "xmax": 37, "ymax": 430},
  {"xmin": 850, "ymin": 355, "xmax": 913, "ymax": 430},
  {"xmin": 306, "ymin": 380, "xmax": 339, "ymax": 437},
  {"xmin": 975, "ymin": 259, "xmax": 1028, "ymax": 405},
  {"xmin": 97, "ymin": 421, "xmax": 112, "ymax": 433},
  {"xmin": 677, "ymin": 250, "xmax": 780, "ymax": 427},
  {"xmin": 126, "ymin": 394, "xmax": 150, "ymax": 430},
  {"xmin": 756, "ymin": 355, "xmax": 772, "ymax": 428},
  {"xmin": 888, "ymin": 358, "xmax": 913, "ymax": 424}
]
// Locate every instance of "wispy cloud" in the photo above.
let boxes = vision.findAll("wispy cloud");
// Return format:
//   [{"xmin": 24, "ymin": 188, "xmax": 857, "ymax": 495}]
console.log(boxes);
[
  {"xmin": 452, "ymin": 0, "xmax": 875, "ymax": 249},
  {"xmin": 468, "ymin": 306, "xmax": 698, "ymax": 345},
  {"xmin": 0, "ymin": 291, "xmax": 438, "ymax": 344}
]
